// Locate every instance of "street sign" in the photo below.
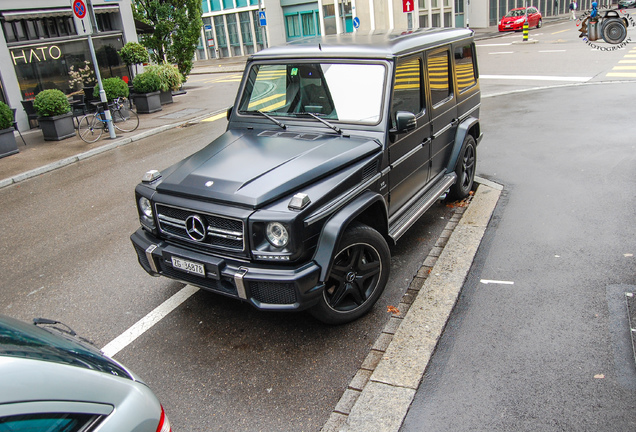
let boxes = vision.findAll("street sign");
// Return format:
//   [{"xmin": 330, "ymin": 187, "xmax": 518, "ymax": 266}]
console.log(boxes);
[
  {"xmin": 403, "ymin": 0, "xmax": 414, "ymax": 12},
  {"xmin": 259, "ymin": 11, "xmax": 267, "ymax": 26},
  {"xmin": 73, "ymin": 0, "xmax": 87, "ymax": 19},
  {"xmin": 353, "ymin": 17, "xmax": 360, "ymax": 29}
]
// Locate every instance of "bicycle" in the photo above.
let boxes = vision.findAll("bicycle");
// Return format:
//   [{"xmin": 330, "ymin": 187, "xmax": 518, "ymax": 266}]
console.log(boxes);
[{"xmin": 77, "ymin": 97, "xmax": 140, "ymax": 143}]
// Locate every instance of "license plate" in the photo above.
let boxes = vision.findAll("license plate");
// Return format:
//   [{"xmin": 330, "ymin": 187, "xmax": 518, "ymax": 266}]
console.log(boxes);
[{"xmin": 171, "ymin": 256, "xmax": 205, "ymax": 277}]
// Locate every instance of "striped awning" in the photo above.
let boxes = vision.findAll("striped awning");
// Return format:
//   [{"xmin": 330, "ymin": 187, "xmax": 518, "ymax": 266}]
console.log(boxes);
[{"xmin": 1, "ymin": 8, "xmax": 73, "ymax": 21}]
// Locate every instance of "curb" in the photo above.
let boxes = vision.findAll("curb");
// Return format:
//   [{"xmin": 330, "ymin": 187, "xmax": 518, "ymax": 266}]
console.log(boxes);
[
  {"xmin": 321, "ymin": 177, "xmax": 502, "ymax": 432},
  {"xmin": 0, "ymin": 108, "xmax": 229, "ymax": 190}
]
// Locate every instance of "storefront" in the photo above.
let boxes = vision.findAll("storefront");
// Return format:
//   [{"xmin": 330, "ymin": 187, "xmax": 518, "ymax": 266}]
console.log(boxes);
[{"xmin": 0, "ymin": 0, "xmax": 138, "ymax": 130}]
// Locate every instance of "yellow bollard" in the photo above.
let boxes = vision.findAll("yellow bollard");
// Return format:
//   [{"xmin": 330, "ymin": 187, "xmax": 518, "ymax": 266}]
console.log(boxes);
[{"xmin": 523, "ymin": 21, "xmax": 529, "ymax": 41}]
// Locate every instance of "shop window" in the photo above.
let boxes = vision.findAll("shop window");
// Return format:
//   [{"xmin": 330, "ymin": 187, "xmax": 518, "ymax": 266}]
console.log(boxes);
[
  {"xmin": 444, "ymin": 12, "xmax": 452, "ymax": 26},
  {"xmin": 95, "ymin": 13, "xmax": 115, "ymax": 32},
  {"xmin": 286, "ymin": 15, "xmax": 301, "ymax": 38},
  {"xmin": 419, "ymin": 14, "xmax": 428, "ymax": 27}
]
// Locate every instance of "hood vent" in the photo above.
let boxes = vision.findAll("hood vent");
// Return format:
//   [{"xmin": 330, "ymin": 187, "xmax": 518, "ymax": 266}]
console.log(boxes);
[
  {"xmin": 258, "ymin": 131, "xmax": 323, "ymax": 141},
  {"xmin": 362, "ymin": 160, "xmax": 378, "ymax": 180}
]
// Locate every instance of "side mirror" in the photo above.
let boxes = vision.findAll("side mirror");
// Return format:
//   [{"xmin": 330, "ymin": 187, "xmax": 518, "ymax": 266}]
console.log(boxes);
[
  {"xmin": 395, "ymin": 111, "xmax": 417, "ymax": 134},
  {"xmin": 227, "ymin": 107, "xmax": 233, "ymax": 121}
]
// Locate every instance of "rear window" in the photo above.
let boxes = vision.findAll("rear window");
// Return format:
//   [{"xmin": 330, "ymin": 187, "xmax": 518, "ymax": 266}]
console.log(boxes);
[
  {"xmin": 454, "ymin": 44, "xmax": 477, "ymax": 93},
  {"xmin": 0, "ymin": 413, "xmax": 102, "ymax": 432}
]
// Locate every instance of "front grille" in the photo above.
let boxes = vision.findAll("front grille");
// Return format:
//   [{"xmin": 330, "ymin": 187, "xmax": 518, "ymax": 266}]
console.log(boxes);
[
  {"xmin": 249, "ymin": 281, "xmax": 297, "ymax": 305},
  {"xmin": 156, "ymin": 204, "xmax": 244, "ymax": 252}
]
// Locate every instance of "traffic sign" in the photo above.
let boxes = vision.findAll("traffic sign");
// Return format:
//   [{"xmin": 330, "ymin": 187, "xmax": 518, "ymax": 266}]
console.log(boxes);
[
  {"xmin": 259, "ymin": 11, "xmax": 267, "ymax": 26},
  {"xmin": 353, "ymin": 17, "xmax": 360, "ymax": 29},
  {"xmin": 73, "ymin": 0, "xmax": 87, "ymax": 19},
  {"xmin": 403, "ymin": 0, "xmax": 414, "ymax": 12}
]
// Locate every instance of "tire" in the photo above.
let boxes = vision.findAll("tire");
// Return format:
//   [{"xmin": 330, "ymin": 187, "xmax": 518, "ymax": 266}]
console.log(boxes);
[
  {"xmin": 536, "ymin": 18, "xmax": 543, "ymax": 28},
  {"xmin": 310, "ymin": 223, "xmax": 390, "ymax": 325},
  {"xmin": 77, "ymin": 114, "xmax": 103, "ymax": 143},
  {"xmin": 112, "ymin": 106, "xmax": 139, "ymax": 132},
  {"xmin": 601, "ymin": 18, "xmax": 627, "ymax": 44},
  {"xmin": 448, "ymin": 134, "xmax": 477, "ymax": 201}
]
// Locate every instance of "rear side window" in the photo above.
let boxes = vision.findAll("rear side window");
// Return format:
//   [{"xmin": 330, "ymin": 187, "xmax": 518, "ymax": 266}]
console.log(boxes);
[
  {"xmin": 454, "ymin": 44, "xmax": 477, "ymax": 93},
  {"xmin": 427, "ymin": 50, "xmax": 452, "ymax": 107},
  {"xmin": 391, "ymin": 56, "xmax": 422, "ymax": 126},
  {"xmin": 0, "ymin": 413, "xmax": 102, "ymax": 432}
]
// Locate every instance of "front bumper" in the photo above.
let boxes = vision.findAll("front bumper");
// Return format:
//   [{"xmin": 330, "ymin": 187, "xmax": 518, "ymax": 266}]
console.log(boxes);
[
  {"xmin": 130, "ymin": 229, "xmax": 324, "ymax": 311},
  {"xmin": 499, "ymin": 22, "xmax": 522, "ymax": 31}
]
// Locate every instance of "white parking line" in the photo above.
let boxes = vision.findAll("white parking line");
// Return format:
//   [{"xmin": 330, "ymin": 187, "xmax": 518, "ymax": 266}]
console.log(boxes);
[
  {"xmin": 480, "ymin": 74, "xmax": 591, "ymax": 82},
  {"xmin": 480, "ymin": 279, "xmax": 515, "ymax": 285},
  {"xmin": 102, "ymin": 285, "xmax": 200, "ymax": 358}
]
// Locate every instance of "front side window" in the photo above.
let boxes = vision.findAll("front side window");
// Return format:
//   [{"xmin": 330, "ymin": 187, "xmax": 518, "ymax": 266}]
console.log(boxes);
[
  {"xmin": 238, "ymin": 62, "xmax": 386, "ymax": 124},
  {"xmin": 391, "ymin": 56, "xmax": 422, "ymax": 126}
]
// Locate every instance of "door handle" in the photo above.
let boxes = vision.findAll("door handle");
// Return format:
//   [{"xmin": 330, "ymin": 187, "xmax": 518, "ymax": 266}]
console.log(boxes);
[
  {"xmin": 421, "ymin": 138, "xmax": 431, "ymax": 147},
  {"xmin": 451, "ymin": 118, "xmax": 459, "ymax": 126}
]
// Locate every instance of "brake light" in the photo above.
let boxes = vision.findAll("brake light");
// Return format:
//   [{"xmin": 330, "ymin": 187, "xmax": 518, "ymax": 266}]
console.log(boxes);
[{"xmin": 156, "ymin": 405, "xmax": 172, "ymax": 432}]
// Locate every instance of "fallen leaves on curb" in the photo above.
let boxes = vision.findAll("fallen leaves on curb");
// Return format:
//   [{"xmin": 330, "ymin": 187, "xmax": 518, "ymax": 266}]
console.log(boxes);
[{"xmin": 387, "ymin": 305, "xmax": 400, "ymax": 315}]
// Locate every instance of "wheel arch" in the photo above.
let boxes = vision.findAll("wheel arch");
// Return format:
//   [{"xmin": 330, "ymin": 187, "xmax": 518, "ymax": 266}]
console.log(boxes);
[
  {"xmin": 446, "ymin": 117, "xmax": 480, "ymax": 174},
  {"xmin": 312, "ymin": 191, "xmax": 388, "ymax": 282}
]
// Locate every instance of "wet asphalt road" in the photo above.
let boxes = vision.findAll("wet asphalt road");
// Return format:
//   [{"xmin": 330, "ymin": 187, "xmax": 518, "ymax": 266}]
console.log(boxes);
[
  {"xmin": 0, "ymin": 111, "xmax": 458, "ymax": 431},
  {"xmin": 401, "ymin": 82, "xmax": 636, "ymax": 431}
]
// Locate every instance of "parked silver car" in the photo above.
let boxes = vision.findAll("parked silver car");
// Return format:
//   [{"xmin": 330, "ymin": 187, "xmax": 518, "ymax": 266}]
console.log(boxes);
[{"xmin": 0, "ymin": 314, "xmax": 171, "ymax": 432}]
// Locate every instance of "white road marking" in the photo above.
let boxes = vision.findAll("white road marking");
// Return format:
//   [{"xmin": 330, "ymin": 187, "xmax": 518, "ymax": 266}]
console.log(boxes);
[
  {"xmin": 480, "ymin": 279, "xmax": 515, "ymax": 285},
  {"xmin": 488, "ymin": 51, "xmax": 515, "ymax": 54},
  {"xmin": 477, "ymin": 43, "xmax": 513, "ymax": 46},
  {"xmin": 102, "ymin": 285, "xmax": 200, "ymax": 358},
  {"xmin": 480, "ymin": 74, "xmax": 591, "ymax": 82}
]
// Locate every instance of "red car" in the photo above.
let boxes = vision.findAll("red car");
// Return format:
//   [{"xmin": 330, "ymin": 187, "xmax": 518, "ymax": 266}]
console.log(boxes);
[{"xmin": 498, "ymin": 7, "xmax": 543, "ymax": 31}]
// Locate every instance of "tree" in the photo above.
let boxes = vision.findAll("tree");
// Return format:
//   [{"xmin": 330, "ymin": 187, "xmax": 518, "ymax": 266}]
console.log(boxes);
[{"xmin": 133, "ymin": 0, "xmax": 203, "ymax": 80}]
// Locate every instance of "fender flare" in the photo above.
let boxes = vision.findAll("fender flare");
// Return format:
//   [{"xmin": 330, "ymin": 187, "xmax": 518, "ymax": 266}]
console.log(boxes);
[
  {"xmin": 312, "ymin": 191, "xmax": 387, "ymax": 282},
  {"xmin": 446, "ymin": 117, "xmax": 480, "ymax": 174}
]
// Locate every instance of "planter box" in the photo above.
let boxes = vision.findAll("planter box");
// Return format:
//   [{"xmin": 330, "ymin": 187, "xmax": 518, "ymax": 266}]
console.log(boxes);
[
  {"xmin": 159, "ymin": 90, "xmax": 173, "ymax": 105},
  {"xmin": 132, "ymin": 91, "xmax": 162, "ymax": 114},
  {"xmin": 38, "ymin": 112, "xmax": 75, "ymax": 141},
  {"xmin": 0, "ymin": 127, "xmax": 19, "ymax": 159}
]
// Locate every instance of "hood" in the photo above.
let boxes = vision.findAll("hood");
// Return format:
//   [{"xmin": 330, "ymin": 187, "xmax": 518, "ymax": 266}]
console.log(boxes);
[{"xmin": 156, "ymin": 129, "xmax": 381, "ymax": 208}]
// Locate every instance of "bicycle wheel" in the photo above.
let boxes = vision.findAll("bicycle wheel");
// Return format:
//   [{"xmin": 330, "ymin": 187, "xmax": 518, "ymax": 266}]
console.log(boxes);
[
  {"xmin": 77, "ymin": 114, "xmax": 103, "ymax": 143},
  {"xmin": 112, "ymin": 105, "xmax": 139, "ymax": 132}
]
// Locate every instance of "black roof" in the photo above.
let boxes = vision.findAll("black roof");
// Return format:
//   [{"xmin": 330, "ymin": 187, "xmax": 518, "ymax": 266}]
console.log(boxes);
[{"xmin": 250, "ymin": 28, "xmax": 474, "ymax": 61}]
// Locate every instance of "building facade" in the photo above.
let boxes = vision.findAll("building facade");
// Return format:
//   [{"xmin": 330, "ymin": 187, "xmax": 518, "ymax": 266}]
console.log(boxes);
[
  {"xmin": 196, "ymin": 0, "xmax": 579, "ymax": 60},
  {"xmin": 0, "ymin": 0, "xmax": 138, "ymax": 130}
]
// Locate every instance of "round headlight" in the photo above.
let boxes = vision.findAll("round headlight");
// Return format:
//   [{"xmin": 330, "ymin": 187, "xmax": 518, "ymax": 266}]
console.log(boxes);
[
  {"xmin": 139, "ymin": 197, "xmax": 153, "ymax": 218},
  {"xmin": 266, "ymin": 222, "xmax": 289, "ymax": 248}
]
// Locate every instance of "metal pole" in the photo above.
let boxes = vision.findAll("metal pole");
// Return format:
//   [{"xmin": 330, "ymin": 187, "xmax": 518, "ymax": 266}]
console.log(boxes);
[{"xmin": 86, "ymin": 0, "xmax": 116, "ymax": 138}]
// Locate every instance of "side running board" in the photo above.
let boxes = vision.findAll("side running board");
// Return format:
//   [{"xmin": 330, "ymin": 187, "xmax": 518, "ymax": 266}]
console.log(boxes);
[{"xmin": 388, "ymin": 173, "xmax": 457, "ymax": 242}]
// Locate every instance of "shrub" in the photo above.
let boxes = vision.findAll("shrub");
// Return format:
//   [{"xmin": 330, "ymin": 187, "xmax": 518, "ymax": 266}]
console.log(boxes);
[
  {"xmin": 132, "ymin": 71, "xmax": 162, "ymax": 94},
  {"xmin": 93, "ymin": 77, "xmax": 129, "ymax": 101},
  {"xmin": 0, "ymin": 101, "xmax": 13, "ymax": 130},
  {"xmin": 33, "ymin": 89, "xmax": 71, "ymax": 117},
  {"xmin": 120, "ymin": 42, "xmax": 149, "ymax": 66},
  {"xmin": 145, "ymin": 64, "xmax": 183, "ymax": 92}
]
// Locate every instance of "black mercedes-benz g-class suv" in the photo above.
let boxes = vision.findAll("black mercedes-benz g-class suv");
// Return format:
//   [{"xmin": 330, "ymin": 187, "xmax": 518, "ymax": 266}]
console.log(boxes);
[{"xmin": 131, "ymin": 28, "xmax": 481, "ymax": 324}]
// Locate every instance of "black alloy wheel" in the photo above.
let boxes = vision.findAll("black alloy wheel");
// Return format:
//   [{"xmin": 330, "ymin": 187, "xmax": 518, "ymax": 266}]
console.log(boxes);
[
  {"xmin": 310, "ymin": 223, "xmax": 390, "ymax": 325},
  {"xmin": 448, "ymin": 134, "xmax": 477, "ymax": 201}
]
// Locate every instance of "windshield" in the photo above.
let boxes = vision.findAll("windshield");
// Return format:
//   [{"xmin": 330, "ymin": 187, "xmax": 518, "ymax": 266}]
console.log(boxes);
[
  {"xmin": 0, "ymin": 315, "xmax": 132, "ymax": 379},
  {"xmin": 505, "ymin": 9, "xmax": 527, "ymax": 17},
  {"xmin": 238, "ymin": 62, "xmax": 386, "ymax": 124}
]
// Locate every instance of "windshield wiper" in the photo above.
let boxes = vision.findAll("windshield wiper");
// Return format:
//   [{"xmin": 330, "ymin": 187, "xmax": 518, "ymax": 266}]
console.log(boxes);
[
  {"xmin": 297, "ymin": 112, "xmax": 342, "ymax": 135},
  {"xmin": 242, "ymin": 110, "xmax": 286, "ymax": 129}
]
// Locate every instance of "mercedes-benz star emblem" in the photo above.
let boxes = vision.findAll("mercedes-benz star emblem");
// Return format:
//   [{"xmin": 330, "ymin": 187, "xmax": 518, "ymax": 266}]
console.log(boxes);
[{"xmin": 185, "ymin": 215, "xmax": 207, "ymax": 242}]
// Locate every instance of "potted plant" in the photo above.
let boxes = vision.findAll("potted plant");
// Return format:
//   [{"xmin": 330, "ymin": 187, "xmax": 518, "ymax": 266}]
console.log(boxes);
[
  {"xmin": 92, "ymin": 77, "xmax": 130, "ymax": 102},
  {"xmin": 0, "ymin": 101, "xmax": 19, "ymax": 158},
  {"xmin": 119, "ymin": 42, "xmax": 149, "ymax": 84},
  {"xmin": 145, "ymin": 64, "xmax": 182, "ymax": 105},
  {"xmin": 33, "ymin": 89, "xmax": 75, "ymax": 141},
  {"xmin": 131, "ymin": 71, "xmax": 162, "ymax": 114}
]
